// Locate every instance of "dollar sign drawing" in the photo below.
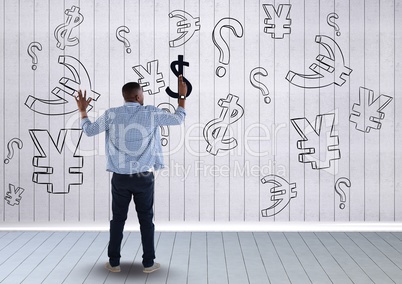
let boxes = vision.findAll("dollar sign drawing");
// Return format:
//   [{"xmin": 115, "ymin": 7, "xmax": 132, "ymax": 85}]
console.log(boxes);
[
  {"xmin": 54, "ymin": 6, "xmax": 84, "ymax": 50},
  {"xmin": 203, "ymin": 94, "xmax": 244, "ymax": 155},
  {"xmin": 165, "ymin": 55, "xmax": 192, "ymax": 99}
]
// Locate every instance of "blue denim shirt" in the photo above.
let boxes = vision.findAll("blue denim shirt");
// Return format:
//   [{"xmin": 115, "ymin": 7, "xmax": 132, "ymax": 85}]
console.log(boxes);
[{"xmin": 81, "ymin": 102, "xmax": 186, "ymax": 174}]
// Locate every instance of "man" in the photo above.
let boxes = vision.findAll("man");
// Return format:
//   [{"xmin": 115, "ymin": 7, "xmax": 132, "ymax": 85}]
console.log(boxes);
[{"xmin": 75, "ymin": 75, "xmax": 187, "ymax": 273}]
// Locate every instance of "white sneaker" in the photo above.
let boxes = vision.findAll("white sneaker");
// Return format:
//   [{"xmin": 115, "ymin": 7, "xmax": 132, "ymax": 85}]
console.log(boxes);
[
  {"xmin": 105, "ymin": 262, "xmax": 121, "ymax": 272},
  {"xmin": 143, "ymin": 262, "xmax": 160, "ymax": 273}
]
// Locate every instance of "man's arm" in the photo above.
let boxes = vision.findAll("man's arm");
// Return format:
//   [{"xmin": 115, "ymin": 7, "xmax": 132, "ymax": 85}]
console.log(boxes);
[{"xmin": 75, "ymin": 89, "xmax": 92, "ymax": 119}]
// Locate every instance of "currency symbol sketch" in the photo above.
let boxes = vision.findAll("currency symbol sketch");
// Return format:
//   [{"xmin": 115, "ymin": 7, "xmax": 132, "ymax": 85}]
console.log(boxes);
[
  {"xmin": 25, "ymin": 55, "xmax": 101, "ymax": 116},
  {"xmin": 4, "ymin": 184, "xmax": 25, "ymax": 206},
  {"xmin": 291, "ymin": 113, "xmax": 341, "ymax": 170},
  {"xmin": 165, "ymin": 55, "xmax": 192, "ymax": 99},
  {"xmin": 286, "ymin": 35, "xmax": 352, "ymax": 88},
  {"xmin": 203, "ymin": 94, "xmax": 244, "ymax": 156},
  {"xmin": 169, "ymin": 10, "xmax": 200, "ymax": 47},
  {"xmin": 133, "ymin": 60, "xmax": 165, "ymax": 95},
  {"xmin": 261, "ymin": 175, "xmax": 297, "ymax": 217},
  {"xmin": 54, "ymin": 5, "xmax": 84, "ymax": 50},
  {"xmin": 349, "ymin": 87, "xmax": 393, "ymax": 133},
  {"xmin": 29, "ymin": 129, "xmax": 84, "ymax": 194},
  {"xmin": 262, "ymin": 4, "xmax": 292, "ymax": 39}
]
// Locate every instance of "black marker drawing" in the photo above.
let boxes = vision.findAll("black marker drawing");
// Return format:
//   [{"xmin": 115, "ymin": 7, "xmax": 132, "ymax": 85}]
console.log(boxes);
[
  {"xmin": 291, "ymin": 113, "xmax": 340, "ymax": 170},
  {"xmin": 286, "ymin": 35, "xmax": 352, "ymax": 88},
  {"xmin": 25, "ymin": 55, "xmax": 101, "ymax": 116},
  {"xmin": 27, "ymin": 42, "xmax": 42, "ymax": 70},
  {"xmin": 212, "ymin": 17, "xmax": 244, "ymax": 78},
  {"xmin": 327, "ymin": 12, "xmax": 341, "ymax": 36},
  {"xmin": 54, "ymin": 5, "xmax": 84, "ymax": 50},
  {"xmin": 334, "ymin": 177, "xmax": 351, "ymax": 210},
  {"xmin": 4, "ymin": 184, "xmax": 25, "ymax": 206},
  {"xmin": 165, "ymin": 55, "xmax": 192, "ymax": 98},
  {"xmin": 157, "ymin": 103, "xmax": 176, "ymax": 146},
  {"xmin": 261, "ymin": 175, "xmax": 297, "ymax": 217},
  {"xmin": 169, "ymin": 10, "xmax": 200, "ymax": 47},
  {"xmin": 250, "ymin": 67, "xmax": 270, "ymax": 104},
  {"xmin": 133, "ymin": 60, "xmax": 165, "ymax": 96},
  {"xmin": 262, "ymin": 4, "xmax": 292, "ymax": 39},
  {"xmin": 4, "ymin": 138, "xmax": 23, "ymax": 164},
  {"xmin": 116, "ymin": 26, "xmax": 131, "ymax": 54},
  {"xmin": 349, "ymin": 87, "xmax": 393, "ymax": 133},
  {"xmin": 29, "ymin": 129, "xmax": 83, "ymax": 194},
  {"xmin": 203, "ymin": 94, "xmax": 244, "ymax": 156}
]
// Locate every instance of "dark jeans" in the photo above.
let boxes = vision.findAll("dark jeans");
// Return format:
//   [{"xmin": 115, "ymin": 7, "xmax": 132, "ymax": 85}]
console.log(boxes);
[{"xmin": 108, "ymin": 172, "xmax": 155, "ymax": 268}]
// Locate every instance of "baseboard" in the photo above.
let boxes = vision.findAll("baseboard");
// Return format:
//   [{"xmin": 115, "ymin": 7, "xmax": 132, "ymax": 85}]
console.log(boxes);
[{"xmin": 1, "ymin": 222, "xmax": 401, "ymax": 232}]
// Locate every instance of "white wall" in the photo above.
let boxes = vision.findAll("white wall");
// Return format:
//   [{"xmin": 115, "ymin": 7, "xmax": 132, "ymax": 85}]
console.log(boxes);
[{"xmin": 1, "ymin": 0, "xmax": 401, "ymax": 227}]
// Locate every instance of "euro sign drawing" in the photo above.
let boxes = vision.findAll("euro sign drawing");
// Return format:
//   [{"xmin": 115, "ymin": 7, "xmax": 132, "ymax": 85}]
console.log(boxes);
[
  {"xmin": 54, "ymin": 5, "xmax": 84, "ymax": 50},
  {"xmin": 261, "ymin": 175, "xmax": 297, "ymax": 217},
  {"xmin": 203, "ymin": 94, "xmax": 244, "ymax": 156},
  {"xmin": 4, "ymin": 184, "xmax": 25, "ymax": 206},
  {"xmin": 291, "ymin": 113, "xmax": 341, "ymax": 170},
  {"xmin": 286, "ymin": 35, "xmax": 352, "ymax": 88},
  {"xmin": 169, "ymin": 10, "xmax": 200, "ymax": 47},
  {"xmin": 349, "ymin": 87, "xmax": 393, "ymax": 133},
  {"xmin": 29, "ymin": 129, "xmax": 84, "ymax": 194},
  {"xmin": 262, "ymin": 4, "xmax": 292, "ymax": 39},
  {"xmin": 25, "ymin": 55, "xmax": 101, "ymax": 116}
]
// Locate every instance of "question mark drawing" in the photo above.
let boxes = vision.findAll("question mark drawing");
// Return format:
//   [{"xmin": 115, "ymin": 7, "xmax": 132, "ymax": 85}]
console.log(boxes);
[
  {"xmin": 4, "ymin": 138, "xmax": 23, "ymax": 164},
  {"xmin": 212, "ymin": 17, "xmax": 244, "ymax": 78},
  {"xmin": 157, "ymin": 103, "xmax": 176, "ymax": 146},
  {"xmin": 27, "ymin": 42, "xmax": 42, "ymax": 70},
  {"xmin": 116, "ymin": 26, "xmax": 131, "ymax": 54},
  {"xmin": 327, "ymin": 12, "xmax": 341, "ymax": 36},
  {"xmin": 250, "ymin": 67, "xmax": 270, "ymax": 104},
  {"xmin": 334, "ymin": 177, "xmax": 351, "ymax": 209}
]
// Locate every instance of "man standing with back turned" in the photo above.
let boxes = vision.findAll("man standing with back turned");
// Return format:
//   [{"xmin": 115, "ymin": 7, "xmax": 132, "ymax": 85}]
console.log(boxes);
[{"xmin": 75, "ymin": 75, "xmax": 187, "ymax": 273}]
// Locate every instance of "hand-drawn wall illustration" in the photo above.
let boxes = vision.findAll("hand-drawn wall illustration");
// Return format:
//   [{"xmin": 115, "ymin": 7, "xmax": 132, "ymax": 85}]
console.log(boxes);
[
  {"xmin": 203, "ymin": 94, "xmax": 244, "ymax": 156},
  {"xmin": 165, "ymin": 55, "xmax": 192, "ymax": 98},
  {"xmin": 212, "ymin": 17, "xmax": 244, "ymax": 77},
  {"xmin": 133, "ymin": 60, "xmax": 165, "ymax": 96},
  {"xmin": 29, "ymin": 129, "xmax": 84, "ymax": 194},
  {"xmin": 157, "ymin": 103, "xmax": 176, "ymax": 146},
  {"xmin": 327, "ymin": 12, "xmax": 341, "ymax": 36},
  {"xmin": 250, "ymin": 67, "xmax": 270, "ymax": 104},
  {"xmin": 4, "ymin": 138, "xmax": 23, "ymax": 164},
  {"xmin": 334, "ymin": 177, "xmax": 351, "ymax": 209},
  {"xmin": 261, "ymin": 175, "xmax": 297, "ymax": 217},
  {"xmin": 286, "ymin": 35, "xmax": 352, "ymax": 88},
  {"xmin": 262, "ymin": 4, "xmax": 292, "ymax": 39},
  {"xmin": 27, "ymin": 42, "xmax": 42, "ymax": 70},
  {"xmin": 4, "ymin": 184, "xmax": 25, "ymax": 206},
  {"xmin": 25, "ymin": 55, "xmax": 101, "ymax": 116},
  {"xmin": 169, "ymin": 10, "xmax": 200, "ymax": 47},
  {"xmin": 54, "ymin": 5, "xmax": 84, "ymax": 50},
  {"xmin": 291, "ymin": 113, "xmax": 341, "ymax": 170},
  {"xmin": 116, "ymin": 26, "xmax": 132, "ymax": 54},
  {"xmin": 349, "ymin": 87, "xmax": 393, "ymax": 133}
]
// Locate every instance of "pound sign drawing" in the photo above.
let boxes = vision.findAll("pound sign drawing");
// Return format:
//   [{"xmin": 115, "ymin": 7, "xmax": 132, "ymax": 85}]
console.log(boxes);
[
  {"xmin": 54, "ymin": 6, "xmax": 84, "ymax": 50},
  {"xmin": 203, "ymin": 94, "xmax": 244, "ymax": 156},
  {"xmin": 165, "ymin": 55, "xmax": 192, "ymax": 99}
]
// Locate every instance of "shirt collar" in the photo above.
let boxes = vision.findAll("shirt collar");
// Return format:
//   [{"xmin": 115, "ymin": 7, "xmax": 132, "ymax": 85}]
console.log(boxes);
[{"xmin": 124, "ymin": 102, "xmax": 141, "ymax": 106}]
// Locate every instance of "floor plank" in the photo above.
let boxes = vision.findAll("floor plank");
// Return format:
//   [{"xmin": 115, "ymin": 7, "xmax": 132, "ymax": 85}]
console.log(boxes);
[
  {"xmin": 253, "ymin": 232, "xmax": 291, "ymax": 284},
  {"xmin": 187, "ymin": 232, "xmax": 208, "ymax": 284},
  {"xmin": 206, "ymin": 232, "xmax": 229, "ymax": 284},
  {"xmin": 331, "ymin": 232, "xmax": 395, "ymax": 284},
  {"xmin": 285, "ymin": 233, "xmax": 333, "ymax": 284},
  {"xmin": 315, "ymin": 232, "xmax": 374, "ymax": 284},
  {"xmin": 166, "ymin": 232, "xmax": 191, "ymax": 284},
  {"xmin": 222, "ymin": 232, "xmax": 249, "ymax": 284}
]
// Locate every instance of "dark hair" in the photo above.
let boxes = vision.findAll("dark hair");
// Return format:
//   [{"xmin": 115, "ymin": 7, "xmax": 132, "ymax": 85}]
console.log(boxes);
[{"xmin": 122, "ymin": 82, "xmax": 141, "ymax": 100}]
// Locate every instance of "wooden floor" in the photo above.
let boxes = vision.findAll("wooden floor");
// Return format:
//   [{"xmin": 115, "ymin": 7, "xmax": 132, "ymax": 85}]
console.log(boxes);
[{"xmin": 0, "ymin": 231, "xmax": 401, "ymax": 283}]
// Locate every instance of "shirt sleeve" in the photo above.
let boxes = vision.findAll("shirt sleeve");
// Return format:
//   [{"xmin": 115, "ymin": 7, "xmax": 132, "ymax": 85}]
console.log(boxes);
[
  {"xmin": 81, "ymin": 110, "xmax": 111, "ymax": 137},
  {"xmin": 154, "ymin": 106, "xmax": 186, "ymax": 126}
]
